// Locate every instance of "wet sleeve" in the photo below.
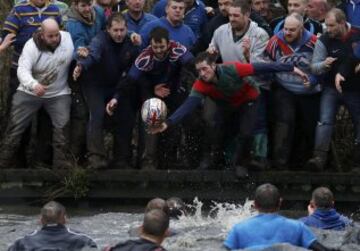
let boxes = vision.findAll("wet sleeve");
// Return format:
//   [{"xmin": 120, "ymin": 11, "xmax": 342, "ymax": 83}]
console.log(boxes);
[
  {"xmin": 223, "ymin": 226, "xmax": 240, "ymax": 250},
  {"xmin": 166, "ymin": 95, "xmax": 202, "ymax": 127},
  {"xmin": 66, "ymin": 22, "xmax": 89, "ymax": 50},
  {"xmin": 252, "ymin": 62, "xmax": 294, "ymax": 74},
  {"xmin": 300, "ymin": 223, "xmax": 317, "ymax": 248},
  {"xmin": 17, "ymin": 41, "xmax": 39, "ymax": 91}
]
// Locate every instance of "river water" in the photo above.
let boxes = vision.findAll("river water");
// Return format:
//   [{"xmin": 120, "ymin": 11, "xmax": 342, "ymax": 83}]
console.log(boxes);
[{"xmin": 1, "ymin": 199, "xmax": 360, "ymax": 251}]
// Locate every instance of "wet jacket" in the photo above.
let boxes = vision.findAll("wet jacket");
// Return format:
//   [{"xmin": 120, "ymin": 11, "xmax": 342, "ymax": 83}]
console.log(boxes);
[
  {"xmin": 65, "ymin": 5, "xmax": 106, "ymax": 50},
  {"xmin": 7, "ymin": 224, "xmax": 97, "ymax": 251},
  {"xmin": 300, "ymin": 208, "xmax": 351, "ymax": 230},
  {"xmin": 123, "ymin": 11, "xmax": 158, "ymax": 33},
  {"xmin": 266, "ymin": 29, "xmax": 320, "ymax": 94},
  {"xmin": 77, "ymin": 30, "xmax": 139, "ymax": 87},
  {"xmin": 338, "ymin": 0, "xmax": 360, "ymax": 27},
  {"xmin": 105, "ymin": 238, "xmax": 166, "ymax": 251}
]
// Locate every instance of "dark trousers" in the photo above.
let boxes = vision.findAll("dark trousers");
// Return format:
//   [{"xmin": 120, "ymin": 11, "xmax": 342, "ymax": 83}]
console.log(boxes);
[
  {"xmin": 271, "ymin": 85, "xmax": 320, "ymax": 165},
  {"xmin": 82, "ymin": 83, "xmax": 137, "ymax": 163}
]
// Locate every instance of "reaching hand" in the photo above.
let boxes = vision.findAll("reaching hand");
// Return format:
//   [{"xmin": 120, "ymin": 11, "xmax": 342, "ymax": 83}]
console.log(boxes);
[
  {"xmin": 207, "ymin": 45, "xmax": 218, "ymax": 55},
  {"xmin": 77, "ymin": 47, "xmax": 89, "ymax": 58},
  {"xmin": 147, "ymin": 122, "xmax": 168, "ymax": 134},
  {"xmin": 242, "ymin": 36, "xmax": 251, "ymax": 62},
  {"xmin": 355, "ymin": 63, "xmax": 360, "ymax": 74},
  {"xmin": 130, "ymin": 33, "xmax": 142, "ymax": 46},
  {"xmin": 106, "ymin": 98, "xmax": 118, "ymax": 116},
  {"xmin": 324, "ymin": 57, "xmax": 337, "ymax": 68},
  {"xmin": 335, "ymin": 73, "xmax": 345, "ymax": 93},
  {"xmin": 33, "ymin": 83, "xmax": 47, "ymax": 96},
  {"xmin": 205, "ymin": 6, "xmax": 215, "ymax": 16},
  {"xmin": 0, "ymin": 33, "xmax": 16, "ymax": 52},
  {"xmin": 154, "ymin": 83, "xmax": 170, "ymax": 98},
  {"xmin": 293, "ymin": 67, "xmax": 310, "ymax": 84},
  {"xmin": 73, "ymin": 64, "xmax": 82, "ymax": 81}
]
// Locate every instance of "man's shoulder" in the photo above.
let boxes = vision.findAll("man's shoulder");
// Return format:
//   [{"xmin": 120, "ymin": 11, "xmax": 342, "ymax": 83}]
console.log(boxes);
[
  {"xmin": 213, "ymin": 23, "xmax": 230, "ymax": 36},
  {"xmin": 109, "ymin": 238, "xmax": 166, "ymax": 251}
]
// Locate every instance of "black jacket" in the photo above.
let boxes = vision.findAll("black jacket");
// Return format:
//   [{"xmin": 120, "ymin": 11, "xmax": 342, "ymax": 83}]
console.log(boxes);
[
  {"xmin": 7, "ymin": 224, "xmax": 97, "ymax": 251},
  {"xmin": 107, "ymin": 238, "xmax": 166, "ymax": 251}
]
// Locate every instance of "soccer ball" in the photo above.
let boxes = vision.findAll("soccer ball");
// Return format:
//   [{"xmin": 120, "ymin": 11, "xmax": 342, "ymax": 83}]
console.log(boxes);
[{"xmin": 141, "ymin": 98, "xmax": 167, "ymax": 126}]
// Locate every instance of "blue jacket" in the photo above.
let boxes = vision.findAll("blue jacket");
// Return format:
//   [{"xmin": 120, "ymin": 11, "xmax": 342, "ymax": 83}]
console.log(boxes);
[
  {"xmin": 139, "ymin": 17, "xmax": 196, "ymax": 49},
  {"xmin": 339, "ymin": 0, "xmax": 360, "ymax": 27},
  {"xmin": 152, "ymin": 0, "xmax": 207, "ymax": 39},
  {"xmin": 7, "ymin": 224, "xmax": 97, "ymax": 251},
  {"xmin": 266, "ymin": 29, "xmax": 320, "ymax": 94},
  {"xmin": 300, "ymin": 209, "xmax": 351, "ymax": 231},
  {"xmin": 77, "ymin": 30, "xmax": 139, "ymax": 86},
  {"xmin": 123, "ymin": 11, "xmax": 158, "ymax": 33},
  {"xmin": 65, "ymin": 5, "xmax": 106, "ymax": 51}
]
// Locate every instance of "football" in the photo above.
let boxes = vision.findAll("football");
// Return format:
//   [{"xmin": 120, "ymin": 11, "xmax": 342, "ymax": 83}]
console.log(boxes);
[{"xmin": 141, "ymin": 98, "xmax": 168, "ymax": 126}]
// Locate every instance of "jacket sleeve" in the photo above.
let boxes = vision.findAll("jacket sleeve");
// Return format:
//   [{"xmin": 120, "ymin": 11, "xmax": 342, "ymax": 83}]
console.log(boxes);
[
  {"xmin": 17, "ymin": 40, "xmax": 39, "ymax": 91},
  {"xmin": 66, "ymin": 21, "xmax": 89, "ymax": 51},
  {"xmin": 311, "ymin": 39, "xmax": 329, "ymax": 75},
  {"xmin": 166, "ymin": 96, "xmax": 202, "ymax": 127},
  {"xmin": 2, "ymin": 7, "xmax": 20, "ymax": 35},
  {"xmin": 77, "ymin": 34, "xmax": 104, "ymax": 70}
]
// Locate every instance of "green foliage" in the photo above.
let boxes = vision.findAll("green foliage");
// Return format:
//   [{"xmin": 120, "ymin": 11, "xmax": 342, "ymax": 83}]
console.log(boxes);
[{"xmin": 43, "ymin": 167, "xmax": 91, "ymax": 201}]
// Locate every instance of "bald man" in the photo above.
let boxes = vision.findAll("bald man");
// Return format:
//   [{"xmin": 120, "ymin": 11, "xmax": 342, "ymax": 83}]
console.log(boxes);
[
  {"xmin": 7, "ymin": 201, "xmax": 97, "ymax": 251},
  {"xmin": 266, "ymin": 13, "xmax": 320, "ymax": 169},
  {"xmin": 0, "ymin": 19, "xmax": 74, "ymax": 169},
  {"xmin": 306, "ymin": 0, "xmax": 329, "ymax": 23}
]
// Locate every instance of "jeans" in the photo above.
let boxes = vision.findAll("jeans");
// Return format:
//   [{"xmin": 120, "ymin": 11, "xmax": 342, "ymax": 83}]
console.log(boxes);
[{"xmin": 314, "ymin": 87, "xmax": 360, "ymax": 152}]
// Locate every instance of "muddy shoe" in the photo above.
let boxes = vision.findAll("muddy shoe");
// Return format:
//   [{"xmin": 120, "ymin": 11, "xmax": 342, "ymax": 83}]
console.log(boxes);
[
  {"xmin": 86, "ymin": 155, "xmax": 107, "ymax": 169},
  {"xmin": 235, "ymin": 165, "xmax": 249, "ymax": 178}
]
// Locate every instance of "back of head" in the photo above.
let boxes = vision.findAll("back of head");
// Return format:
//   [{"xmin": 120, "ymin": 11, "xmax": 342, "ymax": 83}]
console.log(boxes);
[
  {"xmin": 312, "ymin": 187, "xmax": 334, "ymax": 209},
  {"xmin": 145, "ymin": 198, "xmax": 170, "ymax": 216},
  {"xmin": 194, "ymin": 51, "xmax": 217, "ymax": 65},
  {"xmin": 41, "ymin": 201, "xmax": 66, "ymax": 225},
  {"xmin": 254, "ymin": 183, "xmax": 281, "ymax": 212},
  {"xmin": 142, "ymin": 209, "xmax": 170, "ymax": 237},
  {"xmin": 166, "ymin": 197, "xmax": 186, "ymax": 218}
]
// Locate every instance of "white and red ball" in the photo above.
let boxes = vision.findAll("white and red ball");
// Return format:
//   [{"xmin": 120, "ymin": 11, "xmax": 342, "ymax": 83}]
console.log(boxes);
[{"xmin": 141, "ymin": 98, "xmax": 167, "ymax": 126}]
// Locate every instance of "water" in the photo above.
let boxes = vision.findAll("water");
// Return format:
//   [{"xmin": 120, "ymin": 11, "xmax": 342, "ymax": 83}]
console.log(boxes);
[{"xmin": 0, "ymin": 199, "xmax": 360, "ymax": 251}]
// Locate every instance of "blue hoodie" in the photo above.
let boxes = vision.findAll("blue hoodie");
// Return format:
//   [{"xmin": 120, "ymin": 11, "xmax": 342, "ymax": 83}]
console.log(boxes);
[
  {"xmin": 266, "ymin": 29, "xmax": 320, "ymax": 94},
  {"xmin": 300, "ymin": 209, "xmax": 351, "ymax": 230}
]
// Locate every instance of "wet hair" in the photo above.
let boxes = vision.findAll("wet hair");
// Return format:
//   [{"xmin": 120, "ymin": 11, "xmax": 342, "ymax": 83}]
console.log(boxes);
[
  {"xmin": 231, "ymin": 0, "xmax": 251, "ymax": 14},
  {"xmin": 73, "ymin": 0, "xmax": 92, "ymax": 5},
  {"xmin": 145, "ymin": 198, "xmax": 170, "ymax": 216},
  {"xmin": 143, "ymin": 209, "xmax": 169, "ymax": 236},
  {"xmin": 41, "ymin": 201, "xmax": 66, "ymax": 225},
  {"xmin": 106, "ymin": 12, "xmax": 127, "ymax": 29},
  {"xmin": 166, "ymin": 197, "xmax": 186, "ymax": 218},
  {"xmin": 312, "ymin": 187, "xmax": 334, "ymax": 209},
  {"xmin": 254, "ymin": 183, "xmax": 281, "ymax": 211},
  {"xmin": 326, "ymin": 8, "xmax": 346, "ymax": 24},
  {"xmin": 194, "ymin": 52, "xmax": 217, "ymax": 66},
  {"xmin": 150, "ymin": 27, "xmax": 170, "ymax": 43}
]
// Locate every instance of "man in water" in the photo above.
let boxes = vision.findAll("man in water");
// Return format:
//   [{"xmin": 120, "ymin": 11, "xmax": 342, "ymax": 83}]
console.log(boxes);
[
  {"xmin": 224, "ymin": 183, "xmax": 335, "ymax": 250},
  {"xmin": 7, "ymin": 201, "xmax": 97, "ymax": 250},
  {"xmin": 300, "ymin": 187, "xmax": 351, "ymax": 230},
  {"xmin": 106, "ymin": 209, "xmax": 169, "ymax": 251}
]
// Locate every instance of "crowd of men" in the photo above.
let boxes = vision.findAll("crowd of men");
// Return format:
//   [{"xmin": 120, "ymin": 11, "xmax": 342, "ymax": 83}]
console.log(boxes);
[
  {"xmin": 6, "ymin": 185, "xmax": 351, "ymax": 250},
  {"xmin": 0, "ymin": 0, "xmax": 360, "ymax": 177}
]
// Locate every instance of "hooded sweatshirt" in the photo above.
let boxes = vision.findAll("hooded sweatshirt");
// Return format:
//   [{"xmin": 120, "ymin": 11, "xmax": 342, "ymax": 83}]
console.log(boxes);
[
  {"xmin": 300, "ymin": 208, "xmax": 351, "ymax": 230},
  {"xmin": 266, "ymin": 29, "xmax": 320, "ymax": 94},
  {"xmin": 65, "ymin": 4, "xmax": 106, "ymax": 50}
]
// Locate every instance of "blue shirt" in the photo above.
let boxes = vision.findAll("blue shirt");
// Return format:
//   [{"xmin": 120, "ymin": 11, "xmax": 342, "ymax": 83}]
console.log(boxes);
[
  {"xmin": 224, "ymin": 214, "xmax": 316, "ymax": 250},
  {"xmin": 151, "ymin": 0, "xmax": 207, "ymax": 39},
  {"xmin": 300, "ymin": 209, "xmax": 351, "ymax": 231},
  {"xmin": 123, "ymin": 11, "xmax": 158, "ymax": 33},
  {"xmin": 139, "ymin": 17, "xmax": 196, "ymax": 49}
]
